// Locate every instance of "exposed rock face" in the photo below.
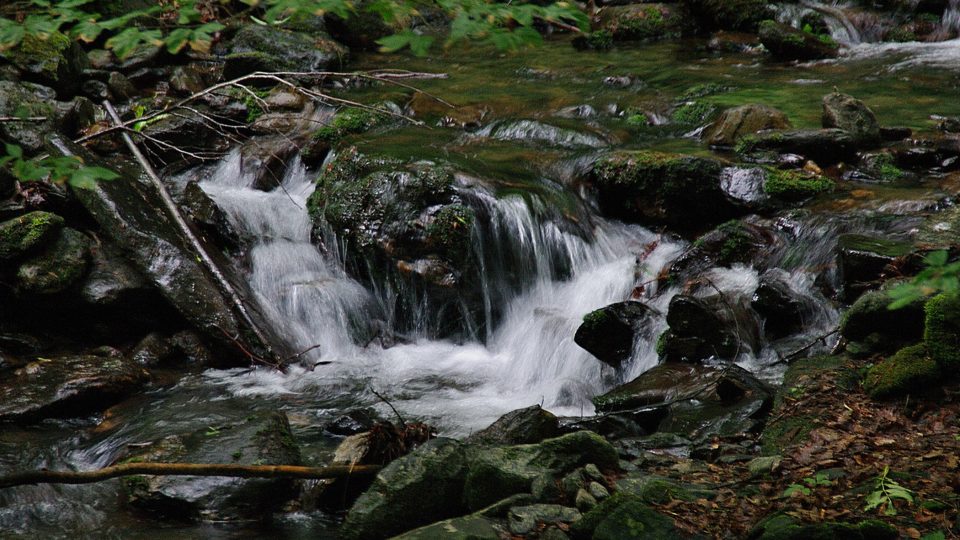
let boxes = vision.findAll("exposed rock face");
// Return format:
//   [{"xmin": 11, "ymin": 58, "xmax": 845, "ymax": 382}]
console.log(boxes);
[
  {"xmin": 0, "ymin": 351, "xmax": 147, "ymax": 423},
  {"xmin": 758, "ymin": 20, "xmax": 840, "ymax": 61},
  {"xmin": 574, "ymin": 301, "xmax": 657, "ymax": 369},
  {"xmin": 123, "ymin": 411, "xmax": 302, "ymax": 521},
  {"xmin": 704, "ymin": 104, "xmax": 792, "ymax": 147}
]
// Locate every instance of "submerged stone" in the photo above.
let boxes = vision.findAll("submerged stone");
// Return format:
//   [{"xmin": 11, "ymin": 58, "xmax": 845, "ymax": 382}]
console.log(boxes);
[{"xmin": 123, "ymin": 411, "xmax": 302, "ymax": 521}]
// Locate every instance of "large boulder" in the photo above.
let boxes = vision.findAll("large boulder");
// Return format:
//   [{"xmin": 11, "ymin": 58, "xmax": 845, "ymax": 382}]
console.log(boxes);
[
  {"xmin": 224, "ymin": 25, "xmax": 346, "ymax": 78},
  {"xmin": 589, "ymin": 150, "xmax": 741, "ymax": 229},
  {"xmin": 0, "ymin": 32, "xmax": 88, "ymax": 97},
  {"xmin": 341, "ymin": 438, "xmax": 470, "ymax": 539},
  {"xmin": 758, "ymin": 20, "xmax": 840, "ymax": 61},
  {"xmin": 122, "ymin": 411, "xmax": 302, "ymax": 521},
  {"xmin": 822, "ymin": 92, "xmax": 881, "ymax": 147},
  {"xmin": 836, "ymin": 234, "xmax": 913, "ymax": 301},
  {"xmin": 704, "ymin": 104, "xmax": 792, "ymax": 147},
  {"xmin": 465, "ymin": 405, "xmax": 561, "ymax": 446},
  {"xmin": 574, "ymin": 301, "xmax": 657, "ymax": 369},
  {"xmin": 839, "ymin": 287, "xmax": 925, "ymax": 357},
  {"xmin": 657, "ymin": 295, "xmax": 747, "ymax": 362},
  {"xmin": 0, "ymin": 351, "xmax": 147, "ymax": 423},
  {"xmin": 752, "ymin": 270, "xmax": 809, "ymax": 339}
]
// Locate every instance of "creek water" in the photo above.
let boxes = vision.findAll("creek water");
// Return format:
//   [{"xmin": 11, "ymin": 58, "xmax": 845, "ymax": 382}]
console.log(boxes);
[{"xmin": 2, "ymin": 34, "xmax": 960, "ymax": 537}]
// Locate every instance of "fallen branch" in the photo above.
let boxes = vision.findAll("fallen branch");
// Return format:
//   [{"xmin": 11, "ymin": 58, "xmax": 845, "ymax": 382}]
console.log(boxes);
[
  {"xmin": 0, "ymin": 116, "xmax": 46, "ymax": 122},
  {"xmin": 104, "ymin": 101, "xmax": 281, "ymax": 368},
  {"xmin": 0, "ymin": 462, "xmax": 381, "ymax": 489},
  {"xmin": 772, "ymin": 328, "xmax": 840, "ymax": 365}
]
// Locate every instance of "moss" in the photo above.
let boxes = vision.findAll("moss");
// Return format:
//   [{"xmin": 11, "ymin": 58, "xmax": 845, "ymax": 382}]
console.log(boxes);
[
  {"xmin": 313, "ymin": 107, "xmax": 388, "ymax": 143},
  {"xmin": 239, "ymin": 88, "xmax": 269, "ymax": 123},
  {"xmin": 625, "ymin": 114, "xmax": 647, "ymax": 126},
  {"xmin": 871, "ymin": 153, "xmax": 905, "ymax": 181},
  {"xmin": 655, "ymin": 331, "xmax": 668, "ymax": 357},
  {"xmin": 716, "ymin": 220, "xmax": 754, "ymax": 264},
  {"xmin": 426, "ymin": 204, "xmax": 475, "ymax": 262},
  {"xmin": 864, "ymin": 344, "xmax": 940, "ymax": 400},
  {"xmin": 0, "ymin": 211, "xmax": 64, "ymax": 260},
  {"xmin": 609, "ymin": 6, "xmax": 681, "ymax": 41},
  {"xmin": 748, "ymin": 512, "xmax": 898, "ymax": 540},
  {"xmin": 571, "ymin": 492, "xmax": 680, "ymax": 539},
  {"xmin": 10, "ymin": 32, "xmax": 72, "ymax": 80},
  {"xmin": 680, "ymin": 83, "xmax": 731, "ymax": 100},
  {"xmin": 762, "ymin": 167, "xmax": 834, "ymax": 201},
  {"xmin": 923, "ymin": 293, "xmax": 960, "ymax": 371},
  {"xmin": 574, "ymin": 30, "xmax": 614, "ymax": 51},
  {"xmin": 672, "ymin": 100, "xmax": 716, "ymax": 125}
]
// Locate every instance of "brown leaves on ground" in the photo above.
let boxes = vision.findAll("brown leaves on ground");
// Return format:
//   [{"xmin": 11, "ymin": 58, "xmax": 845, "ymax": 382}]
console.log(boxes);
[{"xmin": 635, "ymin": 358, "xmax": 960, "ymax": 538}]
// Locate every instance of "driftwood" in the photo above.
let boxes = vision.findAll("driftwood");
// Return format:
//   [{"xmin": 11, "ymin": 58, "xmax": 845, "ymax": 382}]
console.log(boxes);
[
  {"xmin": 0, "ymin": 462, "xmax": 381, "ymax": 489},
  {"xmin": 103, "ymin": 100, "xmax": 281, "ymax": 368}
]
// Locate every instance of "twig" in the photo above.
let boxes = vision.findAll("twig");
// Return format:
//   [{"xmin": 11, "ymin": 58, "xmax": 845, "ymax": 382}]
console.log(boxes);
[
  {"xmin": 103, "ymin": 100, "xmax": 281, "ymax": 368},
  {"xmin": 0, "ymin": 462, "xmax": 381, "ymax": 489},
  {"xmin": 0, "ymin": 116, "xmax": 46, "ymax": 122},
  {"xmin": 370, "ymin": 388, "xmax": 406, "ymax": 426},
  {"xmin": 772, "ymin": 328, "xmax": 840, "ymax": 366}
]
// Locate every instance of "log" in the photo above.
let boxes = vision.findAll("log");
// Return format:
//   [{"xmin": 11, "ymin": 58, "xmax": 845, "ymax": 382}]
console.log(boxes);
[{"xmin": 0, "ymin": 462, "xmax": 381, "ymax": 489}]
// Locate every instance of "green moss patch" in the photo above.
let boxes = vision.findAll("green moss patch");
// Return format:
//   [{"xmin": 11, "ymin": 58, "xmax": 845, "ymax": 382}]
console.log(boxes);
[
  {"xmin": 762, "ymin": 167, "xmax": 834, "ymax": 201},
  {"xmin": 864, "ymin": 344, "xmax": 940, "ymax": 400},
  {"xmin": 923, "ymin": 293, "xmax": 960, "ymax": 371}
]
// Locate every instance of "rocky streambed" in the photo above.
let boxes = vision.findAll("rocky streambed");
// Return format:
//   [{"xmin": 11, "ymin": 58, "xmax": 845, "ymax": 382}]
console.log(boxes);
[{"xmin": 2, "ymin": 1, "xmax": 960, "ymax": 537}]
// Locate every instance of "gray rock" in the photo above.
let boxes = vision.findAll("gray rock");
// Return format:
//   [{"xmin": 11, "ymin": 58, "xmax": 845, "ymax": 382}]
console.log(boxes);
[
  {"xmin": 575, "ymin": 488, "xmax": 598, "ymax": 511},
  {"xmin": 107, "ymin": 71, "xmax": 137, "ymax": 100},
  {"xmin": 123, "ymin": 411, "xmax": 302, "ymax": 521},
  {"xmin": 394, "ymin": 515, "xmax": 502, "ymax": 539},
  {"xmin": 16, "ymin": 228, "xmax": 92, "ymax": 294},
  {"xmin": 224, "ymin": 25, "xmax": 346, "ymax": 79},
  {"xmin": 0, "ymin": 81, "xmax": 57, "ymax": 153},
  {"xmin": 822, "ymin": 92, "xmax": 880, "ymax": 146},
  {"xmin": 508, "ymin": 504, "xmax": 580, "ymax": 535},
  {"xmin": 465, "ymin": 405, "xmax": 561, "ymax": 445},
  {"xmin": 705, "ymin": 104, "xmax": 791, "ymax": 147},
  {"xmin": 0, "ymin": 352, "xmax": 147, "ymax": 422}
]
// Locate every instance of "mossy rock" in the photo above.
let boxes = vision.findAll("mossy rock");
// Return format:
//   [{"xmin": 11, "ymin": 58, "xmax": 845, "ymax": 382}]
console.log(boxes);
[
  {"xmin": 822, "ymin": 92, "xmax": 880, "ymax": 146},
  {"xmin": 839, "ymin": 288, "xmax": 925, "ymax": 357},
  {"xmin": 312, "ymin": 107, "xmax": 391, "ymax": 144},
  {"xmin": 704, "ymin": 104, "xmax": 792, "ymax": 147},
  {"xmin": 680, "ymin": 0, "xmax": 773, "ymax": 32},
  {"xmin": 394, "ymin": 515, "xmax": 502, "ymax": 539},
  {"xmin": 758, "ymin": 20, "xmax": 839, "ymax": 61},
  {"xmin": 574, "ymin": 301, "xmax": 657, "ymax": 369},
  {"xmin": 590, "ymin": 150, "xmax": 737, "ymax": 229},
  {"xmin": 864, "ymin": 343, "xmax": 940, "ymax": 399},
  {"xmin": 0, "ymin": 81, "xmax": 58, "ymax": 153},
  {"xmin": 224, "ymin": 24, "xmax": 346, "ymax": 78},
  {"xmin": 0, "ymin": 211, "xmax": 64, "ymax": 261},
  {"xmin": 924, "ymin": 293, "xmax": 960, "ymax": 371},
  {"xmin": 464, "ymin": 405, "xmax": 560, "ymax": 446},
  {"xmin": 16, "ymin": 228, "xmax": 91, "ymax": 295},
  {"xmin": 762, "ymin": 167, "xmax": 834, "ymax": 202},
  {"xmin": 747, "ymin": 512, "xmax": 897, "ymax": 540},
  {"xmin": 570, "ymin": 492, "xmax": 693, "ymax": 540},
  {"xmin": 596, "ymin": 4, "xmax": 683, "ymax": 41},
  {"xmin": 0, "ymin": 31, "xmax": 88, "ymax": 96}
]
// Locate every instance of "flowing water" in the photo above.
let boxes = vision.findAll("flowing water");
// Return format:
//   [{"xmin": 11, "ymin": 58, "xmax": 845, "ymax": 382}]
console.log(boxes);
[{"xmin": 3, "ymin": 33, "xmax": 960, "ymax": 537}]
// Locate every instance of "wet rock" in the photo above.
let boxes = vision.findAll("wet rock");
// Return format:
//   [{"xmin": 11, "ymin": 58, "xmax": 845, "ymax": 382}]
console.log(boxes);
[
  {"xmin": 574, "ymin": 301, "xmax": 657, "ymax": 369},
  {"xmin": 65, "ymin": 139, "xmax": 273, "ymax": 362},
  {"xmin": 704, "ymin": 104, "xmax": 791, "ymax": 147},
  {"xmin": 224, "ymin": 25, "xmax": 346, "ymax": 79},
  {"xmin": 752, "ymin": 270, "xmax": 807, "ymax": 339},
  {"xmin": 130, "ymin": 332, "xmax": 175, "ymax": 368},
  {"xmin": 0, "ymin": 353, "xmax": 147, "ymax": 422},
  {"xmin": 462, "ymin": 431, "xmax": 619, "ymax": 511},
  {"xmin": 168, "ymin": 330, "xmax": 214, "ymax": 366},
  {"xmin": 596, "ymin": 4, "xmax": 681, "ymax": 41},
  {"xmin": 79, "ymin": 243, "xmax": 153, "ymax": 308},
  {"xmin": 758, "ymin": 20, "xmax": 840, "ymax": 61},
  {"xmin": 81, "ymin": 79, "xmax": 110, "ymax": 101},
  {"xmin": 852, "ymin": 151, "xmax": 907, "ymax": 183},
  {"xmin": 707, "ymin": 31, "xmax": 761, "ymax": 53},
  {"xmin": 394, "ymin": 515, "xmax": 502, "ymax": 539},
  {"xmin": 465, "ymin": 405, "xmax": 561, "ymax": 445},
  {"xmin": 0, "ymin": 81, "xmax": 58, "ymax": 154},
  {"xmin": 670, "ymin": 219, "xmax": 775, "ymax": 280},
  {"xmin": 864, "ymin": 343, "xmax": 940, "ymax": 399},
  {"xmin": 181, "ymin": 181, "xmax": 246, "ymax": 253},
  {"xmin": 0, "ymin": 211, "xmax": 64, "ymax": 260},
  {"xmin": 326, "ymin": 409, "xmax": 379, "ymax": 436},
  {"xmin": 589, "ymin": 150, "xmax": 740, "ymax": 229},
  {"xmin": 473, "ymin": 120, "xmax": 608, "ymax": 149},
  {"xmin": 736, "ymin": 128, "xmax": 858, "ymax": 165},
  {"xmin": 107, "ymin": 71, "xmax": 137, "ymax": 100},
  {"xmin": 658, "ymin": 295, "xmax": 744, "ymax": 362},
  {"xmin": 0, "ymin": 31, "xmax": 88, "ymax": 97},
  {"xmin": 341, "ymin": 438, "xmax": 469, "ymax": 539},
  {"xmin": 822, "ymin": 92, "xmax": 881, "ymax": 146},
  {"xmin": 123, "ymin": 411, "xmax": 302, "ymax": 521},
  {"xmin": 54, "ymin": 96, "xmax": 96, "ymax": 137},
  {"xmin": 592, "ymin": 361, "xmax": 770, "ymax": 418},
  {"xmin": 836, "ymin": 234, "xmax": 912, "ymax": 301},
  {"xmin": 938, "ymin": 116, "xmax": 960, "ymax": 133},
  {"xmin": 508, "ymin": 504, "xmax": 581, "ymax": 535},
  {"xmin": 137, "ymin": 106, "xmax": 222, "ymax": 163},
  {"xmin": 16, "ymin": 228, "xmax": 92, "ymax": 295}
]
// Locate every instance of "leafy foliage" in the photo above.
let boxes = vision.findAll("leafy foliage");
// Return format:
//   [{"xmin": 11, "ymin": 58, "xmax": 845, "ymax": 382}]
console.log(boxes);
[
  {"xmin": 0, "ymin": 143, "xmax": 118, "ymax": 190},
  {"xmin": 887, "ymin": 250, "xmax": 960, "ymax": 309},
  {"xmin": 782, "ymin": 471, "xmax": 832, "ymax": 498},
  {"xmin": 863, "ymin": 466, "xmax": 913, "ymax": 516}
]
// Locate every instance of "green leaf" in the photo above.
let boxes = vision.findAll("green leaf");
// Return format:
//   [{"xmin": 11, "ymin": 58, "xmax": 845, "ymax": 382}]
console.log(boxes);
[
  {"xmin": 926, "ymin": 250, "xmax": 949, "ymax": 267},
  {"xmin": 376, "ymin": 32, "xmax": 411, "ymax": 53},
  {"xmin": 164, "ymin": 27, "xmax": 191, "ymax": 54},
  {"xmin": 5, "ymin": 144, "xmax": 23, "ymax": 160},
  {"xmin": 67, "ymin": 165, "xmax": 119, "ymax": 190},
  {"xmin": 0, "ymin": 19, "xmax": 27, "ymax": 50},
  {"xmin": 70, "ymin": 19, "xmax": 104, "ymax": 43}
]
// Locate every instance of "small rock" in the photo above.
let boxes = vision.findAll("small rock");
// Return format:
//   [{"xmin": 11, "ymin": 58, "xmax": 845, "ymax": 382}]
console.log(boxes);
[
  {"xmin": 16, "ymin": 228, "xmax": 92, "ymax": 295},
  {"xmin": 465, "ymin": 405, "xmax": 561, "ymax": 445},
  {"xmin": 507, "ymin": 504, "xmax": 581, "ymax": 536},
  {"xmin": 574, "ymin": 301, "xmax": 657, "ymax": 369},
  {"xmin": 0, "ymin": 211, "xmax": 64, "ymax": 260},
  {"xmin": 705, "ymin": 104, "xmax": 791, "ymax": 147},
  {"xmin": 747, "ymin": 455, "xmax": 782, "ymax": 476},
  {"xmin": 588, "ymin": 481, "xmax": 610, "ymax": 500},
  {"xmin": 576, "ymin": 488, "xmax": 598, "ymax": 511},
  {"xmin": 107, "ymin": 71, "xmax": 137, "ymax": 100},
  {"xmin": 822, "ymin": 92, "xmax": 880, "ymax": 146}
]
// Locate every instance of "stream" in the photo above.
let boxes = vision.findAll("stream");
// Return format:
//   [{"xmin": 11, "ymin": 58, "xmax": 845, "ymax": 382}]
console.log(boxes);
[{"xmin": 2, "ymin": 27, "xmax": 960, "ymax": 538}]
